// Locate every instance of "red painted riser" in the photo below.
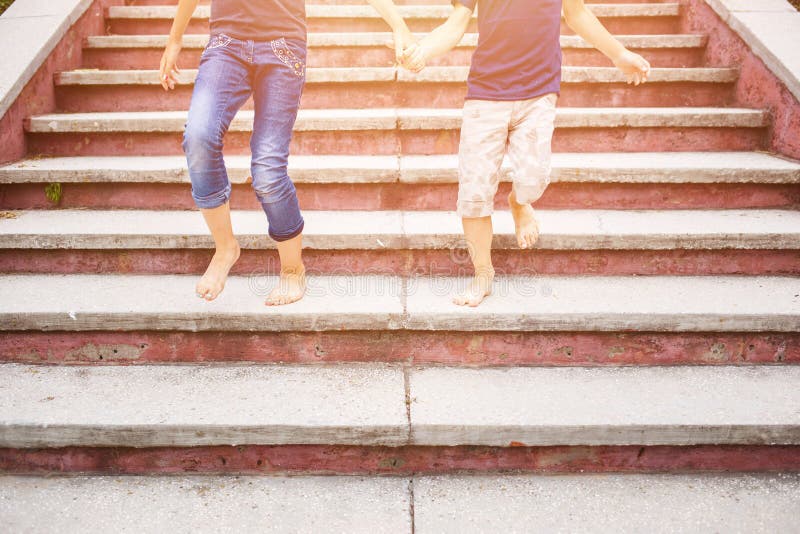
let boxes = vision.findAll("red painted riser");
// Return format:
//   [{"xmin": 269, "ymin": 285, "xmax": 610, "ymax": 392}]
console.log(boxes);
[
  {"xmin": 1, "ymin": 331, "xmax": 797, "ymax": 365},
  {"xmin": 2, "ymin": 249, "xmax": 799, "ymax": 276},
  {"xmin": 25, "ymin": 127, "xmax": 766, "ymax": 157},
  {"xmin": 81, "ymin": 47, "xmax": 704, "ymax": 70},
  {"xmin": 4, "ymin": 182, "xmax": 798, "ymax": 211},
  {"xmin": 2, "ymin": 444, "xmax": 799, "ymax": 475},
  {"xmin": 107, "ymin": 17, "xmax": 678, "ymax": 36},
  {"xmin": 54, "ymin": 82, "xmax": 734, "ymax": 112}
]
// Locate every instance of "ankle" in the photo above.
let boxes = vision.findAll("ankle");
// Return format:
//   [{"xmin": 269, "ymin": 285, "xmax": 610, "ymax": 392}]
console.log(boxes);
[
  {"xmin": 215, "ymin": 241, "xmax": 240, "ymax": 254},
  {"xmin": 474, "ymin": 266, "xmax": 495, "ymax": 279},
  {"xmin": 280, "ymin": 264, "xmax": 306, "ymax": 277}
]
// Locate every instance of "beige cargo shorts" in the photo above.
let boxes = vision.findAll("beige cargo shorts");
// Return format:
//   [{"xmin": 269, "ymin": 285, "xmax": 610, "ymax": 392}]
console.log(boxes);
[{"xmin": 456, "ymin": 92, "xmax": 558, "ymax": 218}]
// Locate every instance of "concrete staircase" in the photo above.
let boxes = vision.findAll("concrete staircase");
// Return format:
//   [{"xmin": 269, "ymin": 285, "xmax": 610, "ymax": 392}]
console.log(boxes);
[{"xmin": 1, "ymin": 0, "xmax": 799, "ymax": 529}]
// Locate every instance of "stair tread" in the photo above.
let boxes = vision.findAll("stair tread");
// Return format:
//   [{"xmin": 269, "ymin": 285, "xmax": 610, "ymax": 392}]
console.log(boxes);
[
  {"xmin": 0, "ymin": 274, "xmax": 797, "ymax": 332},
  {"xmin": 2, "ymin": 474, "xmax": 799, "ymax": 532},
  {"xmin": 413, "ymin": 474, "xmax": 800, "ymax": 530},
  {"xmin": 25, "ymin": 107, "xmax": 771, "ymax": 132},
  {"xmin": 2, "ymin": 208, "xmax": 799, "ymax": 250},
  {"xmin": 3, "ymin": 152, "xmax": 797, "ymax": 184},
  {"xmin": 0, "ymin": 475, "xmax": 412, "ymax": 532},
  {"xmin": 84, "ymin": 32, "xmax": 708, "ymax": 49},
  {"xmin": 56, "ymin": 66, "xmax": 738, "ymax": 85},
  {"xmin": 0, "ymin": 363, "xmax": 408, "ymax": 447},
  {"xmin": 106, "ymin": 3, "xmax": 680, "ymax": 20},
  {"xmin": 0, "ymin": 363, "xmax": 798, "ymax": 447}
]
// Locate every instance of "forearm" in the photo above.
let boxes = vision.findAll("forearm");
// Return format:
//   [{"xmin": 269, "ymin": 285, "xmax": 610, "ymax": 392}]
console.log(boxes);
[
  {"xmin": 418, "ymin": 6, "xmax": 472, "ymax": 59},
  {"xmin": 168, "ymin": 0, "xmax": 200, "ymax": 44},
  {"xmin": 564, "ymin": 6, "xmax": 626, "ymax": 61},
  {"xmin": 366, "ymin": 0, "xmax": 411, "ymax": 33}
]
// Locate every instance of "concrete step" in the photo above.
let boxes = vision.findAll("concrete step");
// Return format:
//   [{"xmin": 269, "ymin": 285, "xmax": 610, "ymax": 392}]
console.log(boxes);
[
  {"xmin": 3, "ymin": 152, "xmax": 798, "ymax": 185},
  {"xmin": 412, "ymin": 474, "xmax": 800, "ymax": 532},
  {"xmin": 0, "ymin": 475, "xmax": 413, "ymax": 533},
  {"xmin": 4, "ymin": 153, "xmax": 797, "ymax": 212},
  {"xmin": 1, "ymin": 209, "xmax": 798, "ymax": 252},
  {"xmin": 0, "ymin": 363, "xmax": 799, "ymax": 447},
  {"xmin": 106, "ymin": 4, "xmax": 681, "ymax": 35},
  {"xmin": 82, "ymin": 33, "xmax": 708, "ymax": 69},
  {"xmin": 1, "ymin": 474, "xmax": 798, "ymax": 532},
  {"xmin": 24, "ymin": 108, "xmax": 770, "ymax": 156},
  {"xmin": 55, "ymin": 67, "xmax": 736, "ymax": 111},
  {"xmin": 1, "ymin": 274, "xmax": 797, "ymax": 333}
]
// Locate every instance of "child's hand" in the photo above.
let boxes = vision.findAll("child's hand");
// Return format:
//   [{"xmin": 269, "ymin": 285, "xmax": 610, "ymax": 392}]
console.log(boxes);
[
  {"xmin": 159, "ymin": 41, "xmax": 182, "ymax": 91},
  {"xmin": 391, "ymin": 28, "xmax": 417, "ymax": 66},
  {"xmin": 613, "ymin": 49, "xmax": 650, "ymax": 85},
  {"xmin": 401, "ymin": 43, "xmax": 428, "ymax": 73}
]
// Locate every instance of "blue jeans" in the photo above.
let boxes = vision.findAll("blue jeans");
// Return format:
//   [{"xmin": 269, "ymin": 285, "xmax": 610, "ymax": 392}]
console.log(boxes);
[{"xmin": 183, "ymin": 33, "xmax": 306, "ymax": 242}]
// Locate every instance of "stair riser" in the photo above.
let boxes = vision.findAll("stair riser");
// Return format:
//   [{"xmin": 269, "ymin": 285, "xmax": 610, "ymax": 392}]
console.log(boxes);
[
  {"xmin": 106, "ymin": 18, "xmax": 678, "ymax": 36},
  {"xmin": 26, "ymin": 128, "xmax": 766, "ymax": 157},
  {"xmin": 4, "ymin": 183, "xmax": 799, "ymax": 211},
  {"xmin": 0, "ymin": 331, "xmax": 796, "ymax": 365},
  {"xmin": 2, "ymin": 249, "xmax": 798, "ymax": 277},
  {"xmin": 81, "ymin": 47, "xmax": 704, "ymax": 70},
  {"xmin": 54, "ymin": 82, "xmax": 734, "ymax": 112},
  {"xmin": 1, "ymin": 444, "xmax": 799, "ymax": 475}
]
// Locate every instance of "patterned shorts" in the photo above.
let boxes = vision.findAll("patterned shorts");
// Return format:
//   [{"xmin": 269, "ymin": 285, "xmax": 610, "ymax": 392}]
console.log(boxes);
[{"xmin": 456, "ymin": 92, "xmax": 558, "ymax": 218}]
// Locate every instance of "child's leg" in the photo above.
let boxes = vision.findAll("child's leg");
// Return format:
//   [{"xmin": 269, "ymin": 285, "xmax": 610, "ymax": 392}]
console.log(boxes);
[
  {"xmin": 453, "ymin": 99, "xmax": 511, "ymax": 307},
  {"xmin": 251, "ymin": 37, "xmax": 307, "ymax": 306},
  {"xmin": 506, "ymin": 93, "xmax": 558, "ymax": 249},
  {"xmin": 183, "ymin": 36, "xmax": 253, "ymax": 300}
]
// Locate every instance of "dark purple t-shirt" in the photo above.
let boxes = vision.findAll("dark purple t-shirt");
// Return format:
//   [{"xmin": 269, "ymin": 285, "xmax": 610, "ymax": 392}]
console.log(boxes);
[
  {"xmin": 454, "ymin": 0, "xmax": 562, "ymax": 101},
  {"xmin": 210, "ymin": 0, "xmax": 306, "ymax": 43}
]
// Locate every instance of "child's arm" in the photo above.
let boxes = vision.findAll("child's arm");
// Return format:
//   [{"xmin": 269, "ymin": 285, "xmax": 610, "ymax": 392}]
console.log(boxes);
[
  {"xmin": 562, "ymin": 0, "xmax": 650, "ymax": 84},
  {"xmin": 159, "ymin": 0, "xmax": 200, "ymax": 91},
  {"xmin": 366, "ymin": 0, "xmax": 417, "ymax": 65},
  {"xmin": 402, "ymin": 3, "xmax": 473, "ymax": 72}
]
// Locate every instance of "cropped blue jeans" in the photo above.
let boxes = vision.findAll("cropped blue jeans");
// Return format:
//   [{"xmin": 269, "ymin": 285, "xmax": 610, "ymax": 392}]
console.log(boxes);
[{"xmin": 183, "ymin": 32, "xmax": 306, "ymax": 241}]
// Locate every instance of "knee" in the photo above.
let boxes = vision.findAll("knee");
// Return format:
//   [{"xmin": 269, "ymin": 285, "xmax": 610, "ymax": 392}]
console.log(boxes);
[
  {"xmin": 251, "ymin": 163, "xmax": 294, "ymax": 203},
  {"xmin": 513, "ymin": 174, "xmax": 550, "ymax": 205},
  {"xmin": 182, "ymin": 122, "xmax": 223, "ymax": 158}
]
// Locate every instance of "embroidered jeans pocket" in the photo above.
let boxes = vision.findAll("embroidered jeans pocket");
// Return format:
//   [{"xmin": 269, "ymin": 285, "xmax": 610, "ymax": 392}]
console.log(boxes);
[
  {"xmin": 271, "ymin": 37, "xmax": 306, "ymax": 77},
  {"xmin": 205, "ymin": 33, "xmax": 233, "ymax": 51}
]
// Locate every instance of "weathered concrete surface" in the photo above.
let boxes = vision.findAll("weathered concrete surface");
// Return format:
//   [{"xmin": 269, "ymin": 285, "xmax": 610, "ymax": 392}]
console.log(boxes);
[
  {"xmin": 105, "ymin": 3, "xmax": 679, "ymax": 21},
  {"xmin": 404, "ymin": 275, "xmax": 800, "ymax": 332},
  {"xmin": 0, "ymin": 274, "xmax": 404, "ymax": 331},
  {"xmin": 0, "ymin": 363, "xmax": 408, "ymax": 447},
  {"xmin": 25, "ymin": 107, "xmax": 769, "ymax": 133},
  {"xmin": 705, "ymin": 0, "xmax": 800, "ymax": 102},
  {"xmin": 56, "ymin": 67, "xmax": 738, "ymax": 86},
  {"xmin": 1, "ymin": 208, "xmax": 798, "ymax": 250},
  {"xmin": 414, "ymin": 474, "xmax": 800, "ymax": 533},
  {"xmin": 83, "ymin": 33, "xmax": 706, "ymax": 50},
  {"xmin": 0, "ymin": 0, "xmax": 93, "ymax": 118},
  {"xmin": 0, "ymin": 475, "xmax": 411, "ymax": 533},
  {"xmin": 409, "ymin": 366, "xmax": 800, "ymax": 446},
  {"xmin": 3, "ymin": 152, "xmax": 797, "ymax": 185},
  {"xmin": 398, "ymin": 107, "xmax": 769, "ymax": 130},
  {"xmin": 0, "ymin": 155, "xmax": 400, "ymax": 184}
]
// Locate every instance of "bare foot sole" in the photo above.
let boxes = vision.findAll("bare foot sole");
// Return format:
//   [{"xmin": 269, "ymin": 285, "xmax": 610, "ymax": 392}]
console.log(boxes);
[
  {"xmin": 265, "ymin": 268, "xmax": 307, "ymax": 306},
  {"xmin": 196, "ymin": 243, "xmax": 241, "ymax": 301},
  {"xmin": 508, "ymin": 192, "xmax": 540, "ymax": 249},
  {"xmin": 453, "ymin": 271, "xmax": 495, "ymax": 307}
]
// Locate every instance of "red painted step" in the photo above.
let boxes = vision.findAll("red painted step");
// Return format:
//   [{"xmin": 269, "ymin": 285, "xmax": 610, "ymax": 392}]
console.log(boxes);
[
  {"xmin": 54, "ymin": 81, "xmax": 735, "ymax": 112},
  {"xmin": 3, "ymin": 181, "xmax": 798, "ymax": 211},
  {"xmin": 2, "ymin": 444, "xmax": 799, "ymax": 476},
  {"xmin": 0, "ymin": 329, "xmax": 797, "ymax": 366},
  {"xmin": 81, "ymin": 42, "xmax": 706, "ymax": 70}
]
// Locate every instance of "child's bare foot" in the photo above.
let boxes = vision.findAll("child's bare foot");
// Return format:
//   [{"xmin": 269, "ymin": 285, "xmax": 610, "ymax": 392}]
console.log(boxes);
[
  {"xmin": 508, "ymin": 191, "xmax": 540, "ymax": 249},
  {"xmin": 453, "ymin": 268, "xmax": 495, "ymax": 307},
  {"xmin": 196, "ymin": 242, "xmax": 241, "ymax": 301},
  {"xmin": 265, "ymin": 266, "xmax": 306, "ymax": 306}
]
